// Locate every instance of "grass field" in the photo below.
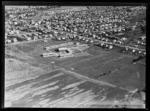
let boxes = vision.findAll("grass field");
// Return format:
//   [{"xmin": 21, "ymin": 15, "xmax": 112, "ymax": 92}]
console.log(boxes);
[
  {"xmin": 98, "ymin": 63, "xmax": 145, "ymax": 90},
  {"xmin": 5, "ymin": 39, "xmax": 145, "ymax": 108},
  {"xmin": 6, "ymin": 40, "xmax": 145, "ymax": 88},
  {"xmin": 6, "ymin": 40, "xmax": 145, "ymax": 91},
  {"xmin": 53, "ymin": 45, "xmax": 145, "ymax": 91},
  {"xmin": 5, "ymin": 67, "xmax": 132, "ymax": 108}
]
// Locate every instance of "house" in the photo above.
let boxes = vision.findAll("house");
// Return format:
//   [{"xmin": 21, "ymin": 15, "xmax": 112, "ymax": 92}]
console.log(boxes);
[
  {"xmin": 90, "ymin": 40, "xmax": 94, "ymax": 43},
  {"xmin": 141, "ymin": 36, "xmax": 146, "ymax": 40},
  {"xmin": 85, "ymin": 39, "xmax": 89, "ymax": 42},
  {"xmin": 105, "ymin": 39, "xmax": 108, "ymax": 42},
  {"xmin": 5, "ymin": 35, "xmax": 8, "ymax": 39},
  {"xmin": 26, "ymin": 37, "xmax": 31, "ymax": 41},
  {"xmin": 117, "ymin": 41, "xmax": 122, "ymax": 44},
  {"xmin": 125, "ymin": 47, "xmax": 129, "ymax": 51},
  {"xmin": 138, "ymin": 51, "xmax": 142, "ymax": 54},
  {"xmin": 38, "ymin": 36, "xmax": 42, "ymax": 39},
  {"xmin": 43, "ymin": 39, "xmax": 48, "ymax": 42},
  {"xmin": 57, "ymin": 37, "xmax": 61, "ymax": 40},
  {"xmin": 108, "ymin": 45, "xmax": 113, "ymax": 49},
  {"xmin": 137, "ymin": 41, "xmax": 140, "ymax": 44},
  {"xmin": 113, "ymin": 39, "xmax": 117, "ymax": 43},
  {"xmin": 6, "ymin": 39, "xmax": 12, "ymax": 44},
  {"xmin": 100, "ymin": 43, "xmax": 104, "ymax": 46},
  {"xmin": 97, "ymin": 37, "xmax": 101, "ymax": 40},
  {"xmin": 49, "ymin": 34, "xmax": 53, "ymax": 38},
  {"xmin": 62, "ymin": 37, "xmax": 66, "ymax": 40},
  {"xmin": 105, "ymin": 44, "xmax": 109, "ymax": 48},
  {"xmin": 132, "ymin": 49, "xmax": 136, "ymax": 53},
  {"xmin": 33, "ymin": 36, "xmax": 38, "ymax": 40},
  {"xmin": 121, "ymin": 38, "xmax": 127, "ymax": 41},
  {"xmin": 76, "ymin": 42, "xmax": 80, "ymax": 45},
  {"xmin": 102, "ymin": 38, "xmax": 105, "ymax": 41},
  {"xmin": 12, "ymin": 38, "xmax": 17, "ymax": 43},
  {"xmin": 82, "ymin": 38, "xmax": 86, "ymax": 41}
]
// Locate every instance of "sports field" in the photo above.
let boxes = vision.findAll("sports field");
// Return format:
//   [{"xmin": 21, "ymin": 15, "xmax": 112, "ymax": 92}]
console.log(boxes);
[
  {"xmin": 53, "ymin": 45, "xmax": 145, "ymax": 90},
  {"xmin": 6, "ymin": 40, "xmax": 145, "ymax": 90},
  {"xmin": 5, "ymin": 39, "xmax": 145, "ymax": 107}
]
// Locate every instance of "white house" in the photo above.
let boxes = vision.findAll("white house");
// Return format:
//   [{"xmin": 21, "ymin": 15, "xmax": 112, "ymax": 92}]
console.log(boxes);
[
  {"xmin": 12, "ymin": 38, "xmax": 17, "ymax": 43},
  {"xmin": 6, "ymin": 39, "xmax": 11, "ymax": 44},
  {"xmin": 132, "ymin": 49, "xmax": 135, "ymax": 53},
  {"xmin": 109, "ymin": 45, "xmax": 113, "ymax": 49},
  {"xmin": 26, "ymin": 37, "xmax": 31, "ymax": 41}
]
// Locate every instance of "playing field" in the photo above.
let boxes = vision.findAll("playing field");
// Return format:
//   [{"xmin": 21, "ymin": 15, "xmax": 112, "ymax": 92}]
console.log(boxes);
[
  {"xmin": 6, "ymin": 40, "xmax": 145, "ymax": 91},
  {"xmin": 53, "ymin": 45, "xmax": 145, "ymax": 91},
  {"xmin": 5, "ymin": 39, "xmax": 145, "ymax": 107}
]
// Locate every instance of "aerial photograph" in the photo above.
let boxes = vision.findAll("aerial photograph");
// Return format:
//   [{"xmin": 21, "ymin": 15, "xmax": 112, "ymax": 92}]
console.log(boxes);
[{"xmin": 4, "ymin": 5, "xmax": 146, "ymax": 108}]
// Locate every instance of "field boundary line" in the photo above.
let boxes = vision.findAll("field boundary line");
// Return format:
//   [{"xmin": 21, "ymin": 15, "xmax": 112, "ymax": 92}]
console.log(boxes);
[
  {"xmin": 55, "ymin": 65, "xmax": 131, "ymax": 91},
  {"xmin": 57, "ymin": 66, "xmax": 116, "ymax": 87}
]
